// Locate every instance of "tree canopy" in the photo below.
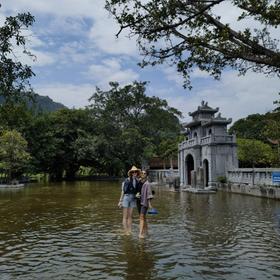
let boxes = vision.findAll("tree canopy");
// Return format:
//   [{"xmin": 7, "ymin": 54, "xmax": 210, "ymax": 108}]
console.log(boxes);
[
  {"xmin": 237, "ymin": 138, "xmax": 274, "ymax": 167},
  {"xmin": 229, "ymin": 104, "xmax": 280, "ymax": 142},
  {"xmin": 229, "ymin": 113, "xmax": 269, "ymax": 141},
  {"xmin": 230, "ymin": 108, "xmax": 280, "ymax": 166},
  {"xmin": 25, "ymin": 108, "xmax": 97, "ymax": 180},
  {"xmin": 0, "ymin": 81, "xmax": 182, "ymax": 179},
  {"xmin": 88, "ymin": 81, "xmax": 182, "ymax": 175},
  {"xmin": 0, "ymin": 129, "xmax": 31, "ymax": 182},
  {"xmin": 106, "ymin": 0, "xmax": 280, "ymax": 88},
  {"xmin": 0, "ymin": 5, "xmax": 35, "ymax": 101}
]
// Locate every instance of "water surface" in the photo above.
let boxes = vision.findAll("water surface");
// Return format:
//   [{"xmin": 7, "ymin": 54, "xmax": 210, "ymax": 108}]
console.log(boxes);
[{"xmin": 1, "ymin": 181, "xmax": 280, "ymax": 279}]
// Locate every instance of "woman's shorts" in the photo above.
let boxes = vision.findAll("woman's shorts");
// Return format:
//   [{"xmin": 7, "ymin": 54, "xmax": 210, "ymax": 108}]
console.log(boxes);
[{"xmin": 122, "ymin": 194, "xmax": 136, "ymax": 208}]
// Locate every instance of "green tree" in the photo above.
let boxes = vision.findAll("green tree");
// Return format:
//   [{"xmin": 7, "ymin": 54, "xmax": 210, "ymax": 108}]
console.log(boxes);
[
  {"xmin": 106, "ymin": 0, "xmax": 280, "ymax": 88},
  {"xmin": 119, "ymin": 127, "xmax": 151, "ymax": 170},
  {"xmin": 53, "ymin": 109, "xmax": 98, "ymax": 179},
  {"xmin": 73, "ymin": 134, "xmax": 100, "ymax": 168},
  {"xmin": 273, "ymin": 92, "xmax": 280, "ymax": 112},
  {"xmin": 229, "ymin": 111, "xmax": 280, "ymax": 142},
  {"xmin": 46, "ymin": 109, "xmax": 97, "ymax": 180},
  {"xmin": 157, "ymin": 135, "xmax": 184, "ymax": 168},
  {"xmin": 237, "ymin": 138, "xmax": 274, "ymax": 168},
  {"xmin": 24, "ymin": 108, "xmax": 98, "ymax": 180},
  {"xmin": 24, "ymin": 113, "xmax": 62, "ymax": 177},
  {"xmin": 0, "ymin": 5, "xmax": 35, "ymax": 101},
  {"xmin": 0, "ymin": 129, "xmax": 31, "ymax": 182},
  {"xmin": 264, "ymin": 119, "xmax": 280, "ymax": 166},
  {"xmin": 0, "ymin": 102, "xmax": 34, "ymax": 133},
  {"xmin": 89, "ymin": 81, "xmax": 182, "ymax": 175},
  {"xmin": 229, "ymin": 113, "xmax": 267, "ymax": 141}
]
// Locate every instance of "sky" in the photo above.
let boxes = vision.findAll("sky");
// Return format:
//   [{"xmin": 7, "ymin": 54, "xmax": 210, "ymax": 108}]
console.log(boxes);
[{"xmin": 1, "ymin": 0, "xmax": 279, "ymax": 123}]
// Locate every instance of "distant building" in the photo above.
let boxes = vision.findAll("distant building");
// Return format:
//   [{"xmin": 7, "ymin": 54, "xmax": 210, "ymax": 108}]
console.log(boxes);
[
  {"xmin": 148, "ymin": 157, "xmax": 178, "ymax": 170},
  {"xmin": 145, "ymin": 157, "xmax": 178, "ymax": 183},
  {"xmin": 178, "ymin": 101, "xmax": 238, "ymax": 188}
]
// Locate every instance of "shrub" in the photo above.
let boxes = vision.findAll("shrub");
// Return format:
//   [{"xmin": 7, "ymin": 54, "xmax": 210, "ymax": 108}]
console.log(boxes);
[{"xmin": 217, "ymin": 176, "xmax": 227, "ymax": 184}]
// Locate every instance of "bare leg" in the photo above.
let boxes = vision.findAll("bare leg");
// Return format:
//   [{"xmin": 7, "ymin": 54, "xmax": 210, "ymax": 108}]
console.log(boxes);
[
  {"xmin": 126, "ymin": 207, "xmax": 133, "ymax": 235},
  {"xmin": 122, "ymin": 208, "xmax": 128, "ymax": 233},
  {"xmin": 144, "ymin": 219, "xmax": 148, "ymax": 235},
  {"xmin": 139, "ymin": 213, "xmax": 146, "ymax": 238}
]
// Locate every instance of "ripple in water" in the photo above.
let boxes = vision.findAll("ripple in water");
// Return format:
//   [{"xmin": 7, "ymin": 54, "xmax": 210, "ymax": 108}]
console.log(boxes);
[{"xmin": 0, "ymin": 182, "xmax": 280, "ymax": 280}]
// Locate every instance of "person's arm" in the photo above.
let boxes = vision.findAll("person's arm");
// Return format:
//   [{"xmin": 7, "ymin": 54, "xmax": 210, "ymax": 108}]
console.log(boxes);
[
  {"xmin": 118, "ymin": 182, "xmax": 125, "ymax": 207},
  {"xmin": 148, "ymin": 198, "xmax": 152, "ymax": 209},
  {"xmin": 147, "ymin": 182, "xmax": 153, "ymax": 208},
  {"xmin": 135, "ymin": 180, "xmax": 141, "ymax": 198},
  {"xmin": 118, "ymin": 191, "xmax": 124, "ymax": 208}
]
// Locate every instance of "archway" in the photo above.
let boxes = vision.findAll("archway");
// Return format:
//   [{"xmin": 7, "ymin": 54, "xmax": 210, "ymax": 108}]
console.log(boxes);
[
  {"xmin": 186, "ymin": 154, "xmax": 194, "ymax": 185},
  {"xmin": 203, "ymin": 159, "xmax": 209, "ymax": 187}
]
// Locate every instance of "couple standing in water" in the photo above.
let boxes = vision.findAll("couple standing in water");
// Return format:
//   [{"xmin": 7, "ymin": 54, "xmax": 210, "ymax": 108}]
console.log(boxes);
[{"xmin": 118, "ymin": 166, "xmax": 154, "ymax": 238}]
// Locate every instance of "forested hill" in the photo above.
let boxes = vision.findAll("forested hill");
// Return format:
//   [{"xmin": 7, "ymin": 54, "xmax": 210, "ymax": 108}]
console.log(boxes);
[
  {"xmin": 31, "ymin": 94, "xmax": 66, "ymax": 112},
  {"xmin": 0, "ymin": 94, "xmax": 66, "ymax": 112}
]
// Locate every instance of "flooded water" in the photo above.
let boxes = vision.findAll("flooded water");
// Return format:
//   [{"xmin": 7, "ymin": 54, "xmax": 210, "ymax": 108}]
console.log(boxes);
[{"xmin": 1, "ymin": 181, "xmax": 280, "ymax": 280}]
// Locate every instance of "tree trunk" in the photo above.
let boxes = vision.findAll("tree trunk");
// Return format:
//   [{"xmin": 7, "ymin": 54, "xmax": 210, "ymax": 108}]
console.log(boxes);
[
  {"xmin": 65, "ymin": 166, "xmax": 79, "ymax": 180},
  {"xmin": 50, "ymin": 169, "xmax": 64, "ymax": 181}
]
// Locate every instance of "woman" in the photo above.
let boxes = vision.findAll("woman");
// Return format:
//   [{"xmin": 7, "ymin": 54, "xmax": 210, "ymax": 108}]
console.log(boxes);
[
  {"xmin": 118, "ymin": 165, "xmax": 141, "ymax": 235},
  {"xmin": 136, "ymin": 173, "xmax": 144, "ymax": 214},
  {"xmin": 139, "ymin": 170, "xmax": 153, "ymax": 238}
]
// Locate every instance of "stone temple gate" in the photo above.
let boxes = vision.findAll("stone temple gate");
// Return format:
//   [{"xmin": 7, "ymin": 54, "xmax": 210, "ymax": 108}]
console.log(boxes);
[{"xmin": 178, "ymin": 101, "xmax": 238, "ymax": 188}]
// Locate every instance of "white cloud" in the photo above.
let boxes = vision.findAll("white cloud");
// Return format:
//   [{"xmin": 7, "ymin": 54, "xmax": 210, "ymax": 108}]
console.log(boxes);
[
  {"xmin": 192, "ymin": 68, "xmax": 211, "ymax": 79},
  {"xmin": 2, "ymin": 0, "xmax": 138, "ymax": 68},
  {"xmin": 35, "ymin": 83, "xmax": 94, "ymax": 108},
  {"xmin": 1, "ymin": 0, "xmax": 279, "ymax": 125},
  {"xmin": 162, "ymin": 67, "xmax": 210, "ymax": 88},
  {"xmin": 27, "ymin": 50, "xmax": 56, "ymax": 67},
  {"xmin": 1, "ymin": 0, "xmax": 138, "ymax": 56},
  {"xmin": 161, "ymin": 67, "xmax": 184, "ymax": 87},
  {"xmin": 86, "ymin": 58, "xmax": 139, "ymax": 87},
  {"xmin": 57, "ymin": 41, "xmax": 99, "ymax": 65},
  {"xmin": 89, "ymin": 15, "xmax": 138, "ymax": 56},
  {"xmin": 1, "ymin": 0, "xmax": 97, "ymax": 18},
  {"xmin": 212, "ymin": 1, "xmax": 280, "ymax": 38},
  {"xmin": 42, "ymin": 16, "xmax": 89, "ymax": 37},
  {"xmin": 11, "ymin": 30, "xmax": 56, "ymax": 67},
  {"xmin": 157, "ymin": 71, "xmax": 279, "ymax": 124}
]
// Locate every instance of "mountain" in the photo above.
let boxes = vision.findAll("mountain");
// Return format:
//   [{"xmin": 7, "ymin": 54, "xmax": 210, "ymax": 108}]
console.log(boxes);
[
  {"xmin": 31, "ymin": 94, "xmax": 66, "ymax": 112},
  {"xmin": 0, "ymin": 94, "xmax": 66, "ymax": 112}
]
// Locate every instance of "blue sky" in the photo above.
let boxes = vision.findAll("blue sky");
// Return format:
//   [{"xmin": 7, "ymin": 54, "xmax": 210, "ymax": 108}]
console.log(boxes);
[{"xmin": 1, "ymin": 0, "xmax": 279, "ymax": 123}]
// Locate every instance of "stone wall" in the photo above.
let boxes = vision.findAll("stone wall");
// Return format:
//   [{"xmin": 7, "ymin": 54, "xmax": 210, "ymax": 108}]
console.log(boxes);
[
  {"xmin": 217, "ymin": 182, "xmax": 280, "ymax": 200},
  {"xmin": 217, "ymin": 168, "xmax": 280, "ymax": 200},
  {"xmin": 227, "ymin": 168, "xmax": 280, "ymax": 186}
]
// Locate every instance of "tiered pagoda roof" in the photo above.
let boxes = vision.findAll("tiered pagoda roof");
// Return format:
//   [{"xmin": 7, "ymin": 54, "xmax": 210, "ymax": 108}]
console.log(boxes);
[
  {"xmin": 188, "ymin": 101, "xmax": 218, "ymax": 117},
  {"xmin": 184, "ymin": 101, "xmax": 232, "ymax": 128}
]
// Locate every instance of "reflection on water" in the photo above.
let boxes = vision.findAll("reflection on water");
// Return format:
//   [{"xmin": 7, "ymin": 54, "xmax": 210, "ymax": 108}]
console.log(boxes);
[
  {"xmin": 1, "ymin": 181, "xmax": 280, "ymax": 279},
  {"xmin": 119, "ymin": 237, "xmax": 157, "ymax": 280}
]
